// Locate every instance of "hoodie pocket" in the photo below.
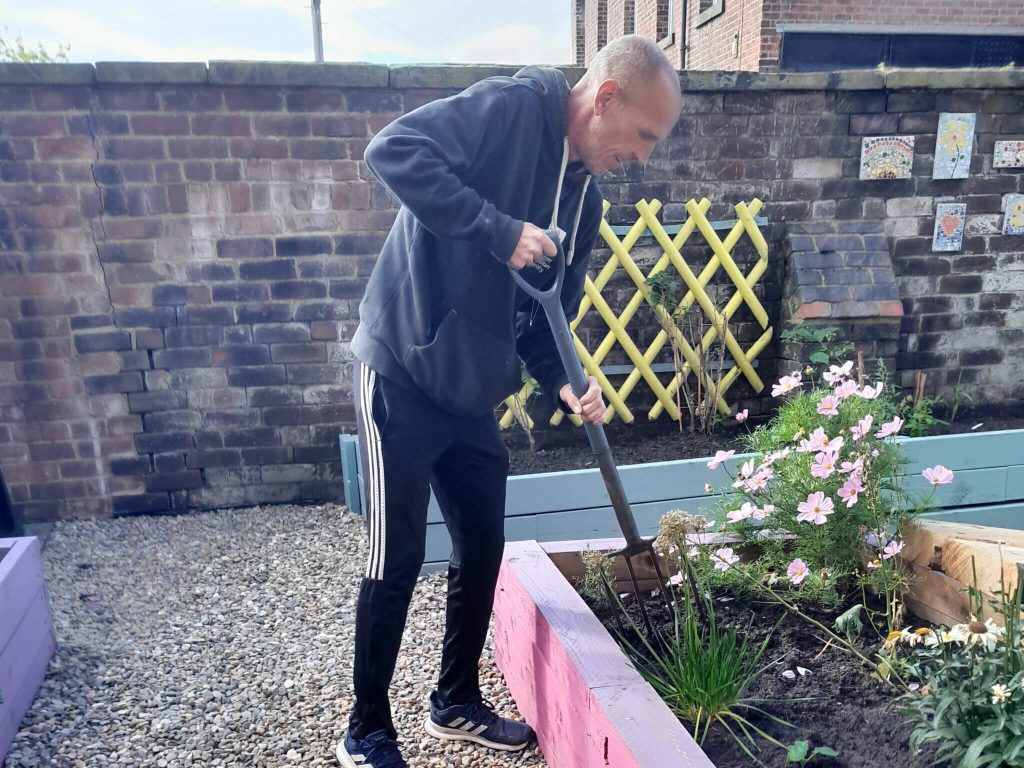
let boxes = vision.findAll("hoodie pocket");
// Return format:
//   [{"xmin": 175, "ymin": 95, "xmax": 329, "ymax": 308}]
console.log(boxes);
[{"xmin": 402, "ymin": 310, "xmax": 520, "ymax": 417}]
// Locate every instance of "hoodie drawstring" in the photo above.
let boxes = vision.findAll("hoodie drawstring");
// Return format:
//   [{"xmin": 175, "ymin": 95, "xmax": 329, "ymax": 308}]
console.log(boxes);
[{"xmin": 549, "ymin": 137, "xmax": 592, "ymax": 267}]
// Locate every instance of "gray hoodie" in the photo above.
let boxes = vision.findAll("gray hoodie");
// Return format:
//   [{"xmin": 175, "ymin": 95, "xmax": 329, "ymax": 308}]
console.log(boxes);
[{"xmin": 351, "ymin": 66, "xmax": 604, "ymax": 417}]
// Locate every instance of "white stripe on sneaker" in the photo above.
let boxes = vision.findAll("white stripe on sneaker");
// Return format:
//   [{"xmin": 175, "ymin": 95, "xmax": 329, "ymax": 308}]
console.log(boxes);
[
  {"xmin": 447, "ymin": 717, "xmax": 466, "ymax": 728},
  {"xmin": 468, "ymin": 723, "xmax": 489, "ymax": 736},
  {"xmin": 459, "ymin": 721, "xmax": 476, "ymax": 732}
]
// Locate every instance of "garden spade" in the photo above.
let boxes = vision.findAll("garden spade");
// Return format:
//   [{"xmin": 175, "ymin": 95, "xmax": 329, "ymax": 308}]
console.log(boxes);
[{"xmin": 509, "ymin": 228, "xmax": 675, "ymax": 639}]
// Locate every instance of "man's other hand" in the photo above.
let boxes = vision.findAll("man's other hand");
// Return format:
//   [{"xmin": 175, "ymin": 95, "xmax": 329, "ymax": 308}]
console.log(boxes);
[
  {"xmin": 559, "ymin": 376, "xmax": 606, "ymax": 424},
  {"xmin": 508, "ymin": 222, "xmax": 557, "ymax": 270}
]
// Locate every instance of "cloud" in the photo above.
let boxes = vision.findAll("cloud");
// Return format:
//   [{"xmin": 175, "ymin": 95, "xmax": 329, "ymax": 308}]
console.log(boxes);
[
  {"xmin": 3, "ymin": 6, "xmax": 304, "ymax": 62},
  {"xmin": 2, "ymin": 1, "xmax": 570, "ymax": 66},
  {"xmin": 439, "ymin": 23, "xmax": 571, "ymax": 65}
]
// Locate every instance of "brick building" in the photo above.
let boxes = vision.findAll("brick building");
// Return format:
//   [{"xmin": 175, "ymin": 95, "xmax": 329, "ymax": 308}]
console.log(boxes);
[{"xmin": 572, "ymin": 0, "xmax": 1024, "ymax": 71}]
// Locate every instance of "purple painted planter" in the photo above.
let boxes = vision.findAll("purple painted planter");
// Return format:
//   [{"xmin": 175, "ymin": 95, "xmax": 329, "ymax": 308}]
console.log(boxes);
[{"xmin": 0, "ymin": 537, "xmax": 54, "ymax": 765}]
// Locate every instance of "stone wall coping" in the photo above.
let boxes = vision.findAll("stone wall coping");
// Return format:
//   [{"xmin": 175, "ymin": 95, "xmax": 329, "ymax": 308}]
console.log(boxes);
[{"xmin": 0, "ymin": 61, "xmax": 1020, "ymax": 90}]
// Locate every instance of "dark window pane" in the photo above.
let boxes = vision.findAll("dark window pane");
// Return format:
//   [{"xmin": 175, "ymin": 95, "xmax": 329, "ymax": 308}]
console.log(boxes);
[
  {"xmin": 890, "ymin": 34, "xmax": 974, "ymax": 67},
  {"xmin": 781, "ymin": 31, "xmax": 1024, "ymax": 71},
  {"xmin": 781, "ymin": 32, "xmax": 888, "ymax": 71}
]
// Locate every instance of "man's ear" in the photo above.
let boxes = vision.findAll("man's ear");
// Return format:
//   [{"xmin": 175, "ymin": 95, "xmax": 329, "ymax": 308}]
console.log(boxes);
[{"xmin": 593, "ymin": 79, "xmax": 619, "ymax": 116}]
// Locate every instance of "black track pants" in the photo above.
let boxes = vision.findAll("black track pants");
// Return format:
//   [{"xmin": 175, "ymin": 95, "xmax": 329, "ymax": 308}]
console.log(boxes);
[{"xmin": 348, "ymin": 361, "xmax": 509, "ymax": 739}]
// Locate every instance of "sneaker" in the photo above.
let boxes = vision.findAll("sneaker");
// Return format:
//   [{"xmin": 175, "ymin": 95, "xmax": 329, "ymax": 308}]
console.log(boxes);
[
  {"xmin": 335, "ymin": 729, "xmax": 407, "ymax": 768},
  {"xmin": 424, "ymin": 692, "xmax": 535, "ymax": 752}
]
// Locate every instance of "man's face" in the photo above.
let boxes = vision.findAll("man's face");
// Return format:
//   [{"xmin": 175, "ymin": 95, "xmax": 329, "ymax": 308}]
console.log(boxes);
[{"xmin": 580, "ymin": 74, "xmax": 681, "ymax": 175}]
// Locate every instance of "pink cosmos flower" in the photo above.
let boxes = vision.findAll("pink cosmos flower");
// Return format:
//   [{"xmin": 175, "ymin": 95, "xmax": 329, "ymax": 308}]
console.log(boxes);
[
  {"xmin": 727, "ymin": 504, "xmax": 753, "ymax": 523},
  {"xmin": 712, "ymin": 547, "xmax": 740, "ymax": 571},
  {"xmin": 882, "ymin": 539, "xmax": 904, "ymax": 560},
  {"xmin": 851, "ymin": 414, "xmax": 874, "ymax": 441},
  {"xmin": 875, "ymin": 416, "xmax": 904, "ymax": 439},
  {"xmin": 796, "ymin": 491, "xmax": 835, "ymax": 525},
  {"xmin": 798, "ymin": 427, "xmax": 830, "ymax": 454},
  {"xmin": 817, "ymin": 395, "xmax": 841, "ymax": 417},
  {"xmin": 771, "ymin": 375, "xmax": 803, "ymax": 398},
  {"xmin": 820, "ymin": 433, "xmax": 844, "ymax": 452},
  {"xmin": 707, "ymin": 449, "xmax": 735, "ymax": 469},
  {"xmin": 744, "ymin": 471, "xmax": 771, "ymax": 494},
  {"xmin": 811, "ymin": 450, "xmax": 839, "ymax": 479},
  {"xmin": 837, "ymin": 475, "xmax": 864, "ymax": 508},
  {"xmin": 735, "ymin": 409, "xmax": 748, "ymax": 423},
  {"xmin": 923, "ymin": 465, "xmax": 954, "ymax": 485},
  {"xmin": 834, "ymin": 379, "xmax": 859, "ymax": 400},
  {"xmin": 859, "ymin": 382, "xmax": 884, "ymax": 399},
  {"xmin": 727, "ymin": 502, "xmax": 761, "ymax": 523},
  {"xmin": 823, "ymin": 361, "xmax": 854, "ymax": 385},
  {"xmin": 787, "ymin": 558, "xmax": 809, "ymax": 585},
  {"xmin": 840, "ymin": 457, "xmax": 864, "ymax": 476}
]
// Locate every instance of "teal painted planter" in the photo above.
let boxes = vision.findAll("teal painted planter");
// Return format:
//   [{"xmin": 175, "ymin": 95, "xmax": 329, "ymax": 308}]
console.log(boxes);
[{"xmin": 338, "ymin": 429, "xmax": 1024, "ymax": 570}]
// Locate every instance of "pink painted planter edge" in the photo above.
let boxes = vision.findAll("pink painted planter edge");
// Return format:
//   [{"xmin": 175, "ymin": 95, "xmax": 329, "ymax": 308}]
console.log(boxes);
[
  {"xmin": 0, "ymin": 537, "xmax": 55, "ymax": 765},
  {"xmin": 493, "ymin": 539, "xmax": 715, "ymax": 768}
]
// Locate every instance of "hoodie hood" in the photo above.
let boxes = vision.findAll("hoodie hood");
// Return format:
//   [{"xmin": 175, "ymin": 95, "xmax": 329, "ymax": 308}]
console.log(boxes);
[{"xmin": 514, "ymin": 66, "xmax": 570, "ymax": 145}]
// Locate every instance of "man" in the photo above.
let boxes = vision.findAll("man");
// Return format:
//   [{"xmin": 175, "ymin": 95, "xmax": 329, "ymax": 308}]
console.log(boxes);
[{"xmin": 337, "ymin": 34, "xmax": 682, "ymax": 768}]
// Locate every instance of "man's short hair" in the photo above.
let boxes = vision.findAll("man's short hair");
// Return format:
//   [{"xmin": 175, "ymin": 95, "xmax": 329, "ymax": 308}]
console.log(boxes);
[{"xmin": 583, "ymin": 34, "xmax": 680, "ymax": 98}]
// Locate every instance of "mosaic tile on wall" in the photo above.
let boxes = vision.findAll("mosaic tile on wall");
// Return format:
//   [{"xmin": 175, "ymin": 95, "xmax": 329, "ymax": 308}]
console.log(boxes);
[
  {"xmin": 860, "ymin": 136, "xmax": 915, "ymax": 180},
  {"xmin": 994, "ymin": 141, "xmax": 1024, "ymax": 169},
  {"xmin": 933, "ymin": 113, "xmax": 975, "ymax": 179},
  {"xmin": 1005, "ymin": 194, "xmax": 1024, "ymax": 236},
  {"xmin": 932, "ymin": 203, "xmax": 967, "ymax": 252}
]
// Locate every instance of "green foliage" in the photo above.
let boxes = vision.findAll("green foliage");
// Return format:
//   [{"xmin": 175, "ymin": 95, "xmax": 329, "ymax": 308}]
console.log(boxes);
[
  {"xmin": 643, "ymin": 271, "xmax": 728, "ymax": 436},
  {"xmin": 786, "ymin": 739, "xmax": 839, "ymax": 764},
  {"xmin": 0, "ymin": 26, "xmax": 70, "ymax": 62},
  {"xmin": 779, "ymin": 325, "xmax": 853, "ymax": 367},
  {"xmin": 699, "ymin": 355, "xmax": 945, "ymax": 630},
  {"xmin": 896, "ymin": 394, "xmax": 948, "ymax": 437},
  {"xmin": 623, "ymin": 555, "xmax": 793, "ymax": 762},
  {"xmin": 950, "ymin": 369, "xmax": 974, "ymax": 423},
  {"xmin": 897, "ymin": 564, "xmax": 1024, "ymax": 767}
]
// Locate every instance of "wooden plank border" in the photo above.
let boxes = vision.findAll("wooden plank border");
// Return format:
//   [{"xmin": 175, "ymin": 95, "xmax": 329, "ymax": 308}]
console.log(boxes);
[
  {"xmin": 493, "ymin": 540, "xmax": 715, "ymax": 768},
  {"xmin": 0, "ymin": 537, "xmax": 55, "ymax": 765}
]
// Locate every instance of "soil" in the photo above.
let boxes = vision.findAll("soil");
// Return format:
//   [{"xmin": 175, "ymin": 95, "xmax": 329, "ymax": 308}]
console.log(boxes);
[
  {"xmin": 587, "ymin": 589, "xmax": 938, "ymax": 768},
  {"xmin": 506, "ymin": 404, "xmax": 1024, "ymax": 476}
]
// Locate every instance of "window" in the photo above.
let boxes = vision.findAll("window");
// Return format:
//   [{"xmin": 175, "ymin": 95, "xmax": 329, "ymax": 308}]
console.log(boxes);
[
  {"xmin": 658, "ymin": 0, "xmax": 675, "ymax": 47},
  {"xmin": 780, "ymin": 30, "xmax": 1024, "ymax": 71},
  {"xmin": 697, "ymin": 0, "xmax": 724, "ymax": 28}
]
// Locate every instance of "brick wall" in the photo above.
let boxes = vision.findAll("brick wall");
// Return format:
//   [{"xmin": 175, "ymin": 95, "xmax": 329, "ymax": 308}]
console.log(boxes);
[
  {"xmin": 687, "ymin": 0, "xmax": 763, "ymax": 72},
  {"xmin": 1, "ymin": 62, "xmax": 1023, "ymax": 523},
  {"xmin": 572, "ymin": 0, "xmax": 587, "ymax": 66},
  {"xmin": 582, "ymin": 0, "xmax": 1024, "ymax": 72}
]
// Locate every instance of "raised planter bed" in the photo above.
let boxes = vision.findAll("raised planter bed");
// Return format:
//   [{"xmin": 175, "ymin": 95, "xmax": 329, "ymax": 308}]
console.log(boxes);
[
  {"xmin": 493, "ymin": 519, "xmax": 1024, "ymax": 767},
  {"xmin": 0, "ymin": 537, "xmax": 55, "ymax": 765},
  {"xmin": 339, "ymin": 429, "xmax": 1024, "ymax": 570}
]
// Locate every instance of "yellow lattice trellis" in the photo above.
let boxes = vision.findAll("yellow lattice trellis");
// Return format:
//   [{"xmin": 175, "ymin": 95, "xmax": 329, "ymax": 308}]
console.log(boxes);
[{"xmin": 500, "ymin": 198, "xmax": 772, "ymax": 429}]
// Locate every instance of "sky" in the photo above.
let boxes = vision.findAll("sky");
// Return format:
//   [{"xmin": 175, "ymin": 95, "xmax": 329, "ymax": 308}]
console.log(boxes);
[{"xmin": 1, "ymin": 0, "xmax": 573, "ymax": 65}]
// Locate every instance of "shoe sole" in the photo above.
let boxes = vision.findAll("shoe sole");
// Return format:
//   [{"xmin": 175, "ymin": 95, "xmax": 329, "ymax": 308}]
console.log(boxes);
[
  {"xmin": 334, "ymin": 743, "xmax": 361, "ymax": 768},
  {"xmin": 423, "ymin": 716, "xmax": 530, "ymax": 752}
]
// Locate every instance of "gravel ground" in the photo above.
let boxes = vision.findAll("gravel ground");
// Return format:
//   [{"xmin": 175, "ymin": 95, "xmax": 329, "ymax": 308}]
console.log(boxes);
[{"xmin": 6, "ymin": 504, "xmax": 547, "ymax": 768}]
